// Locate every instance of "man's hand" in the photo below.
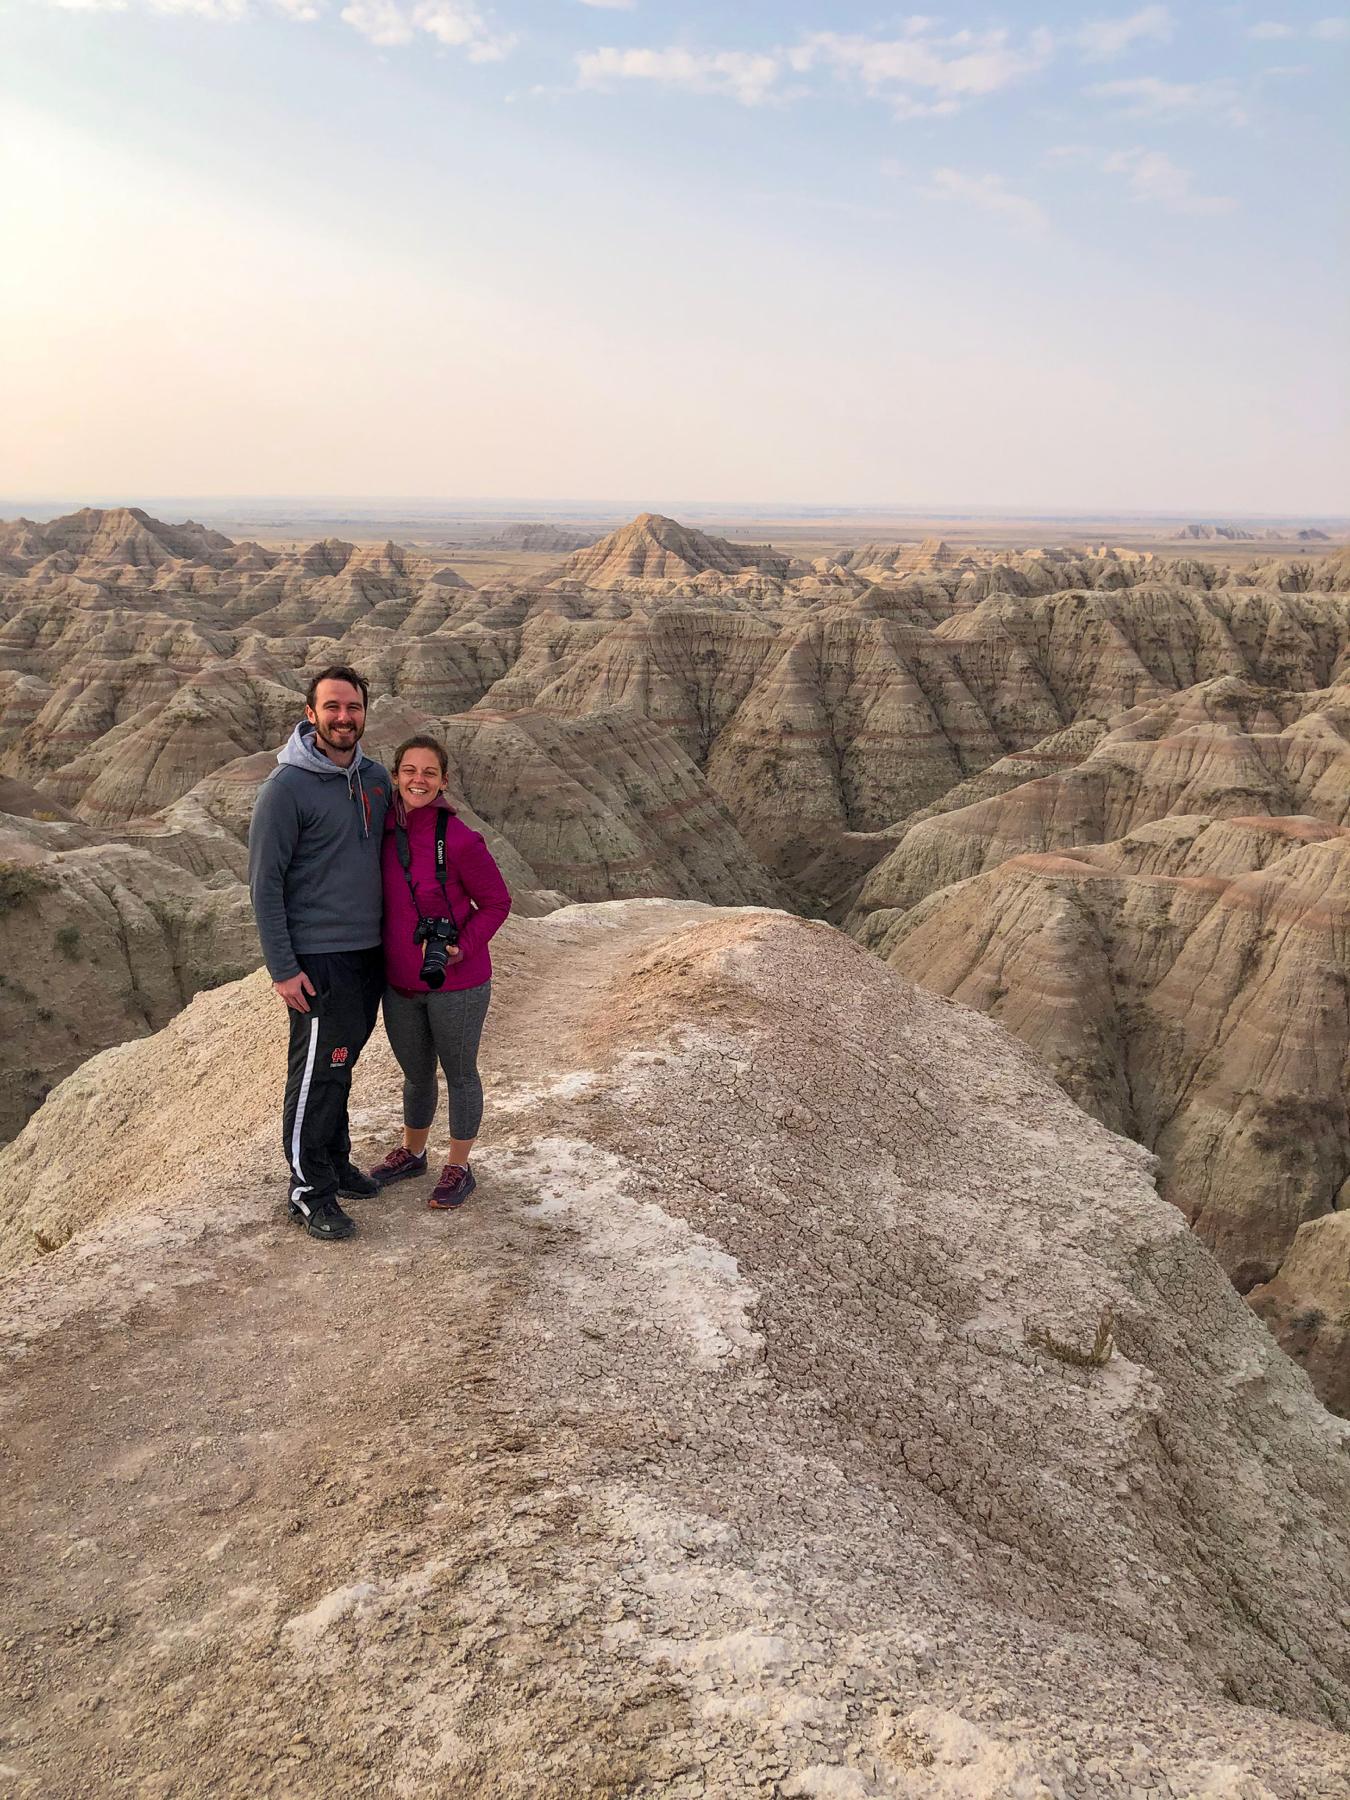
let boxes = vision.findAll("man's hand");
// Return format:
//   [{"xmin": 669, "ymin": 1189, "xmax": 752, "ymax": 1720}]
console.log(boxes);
[{"xmin": 273, "ymin": 972, "xmax": 317, "ymax": 1013}]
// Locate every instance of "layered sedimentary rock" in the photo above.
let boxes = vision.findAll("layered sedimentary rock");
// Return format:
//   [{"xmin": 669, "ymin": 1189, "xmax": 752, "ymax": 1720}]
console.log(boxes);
[
  {"xmin": 851, "ymin": 680, "xmax": 1350, "ymax": 921},
  {"xmin": 440, "ymin": 708, "xmax": 785, "ymax": 907},
  {"xmin": 859, "ymin": 823, "xmax": 1350, "ymax": 1293},
  {"xmin": 705, "ymin": 614, "xmax": 1006, "ymax": 880},
  {"xmin": 550, "ymin": 512, "xmax": 797, "ymax": 590},
  {"xmin": 0, "ymin": 672, "xmax": 54, "ymax": 752},
  {"xmin": 6, "ymin": 505, "xmax": 1350, "ymax": 1408},
  {"xmin": 343, "ymin": 626, "xmax": 521, "ymax": 717},
  {"xmin": 0, "ymin": 905, "xmax": 1348, "ymax": 1793},
  {"xmin": 0, "ymin": 603, "xmax": 237, "ymax": 681},
  {"xmin": 530, "ymin": 607, "xmax": 783, "ymax": 764},
  {"xmin": 469, "ymin": 612, "xmax": 614, "ymax": 712},
  {"xmin": 0, "ymin": 505, "xmax": 235, "ymax": 573},
  {"xmin": 839, "ymin": 536, "xmax": 972, "ymax": 579},
  {"xmin": 0, "ymin": 821, "xmax": 256, "ymax": 1139},
  {"xmin": 167, "ymin": 698, "xmax": 779, "ymax": 913},
  {"xmin": 32, "ymin": 664, "xmax": 306, "ymax": 823},
  {"xmin": 475, "ymin": 522, "xmax": 597, "ymax": 553},
  {"xmin": 1251, "ymin": 1211, "xmax": 1350, "ymax": 1415}
]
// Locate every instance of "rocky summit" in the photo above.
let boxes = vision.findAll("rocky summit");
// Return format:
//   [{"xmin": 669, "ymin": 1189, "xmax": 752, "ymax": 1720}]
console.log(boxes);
[
  {"xmin": 2, "ymin": 503, "xmax": 1349, "ymax": 1423},
  {"xmin": 1, "ymin": 903, "xmax": 1348, "ymax": 1796}
]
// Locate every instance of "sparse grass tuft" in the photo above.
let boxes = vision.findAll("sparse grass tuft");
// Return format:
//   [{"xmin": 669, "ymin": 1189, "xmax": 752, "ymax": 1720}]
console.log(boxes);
[
  {"xmin": 0, "ymin": 863, "xmax": 50, "ymax": 913},
  {"xmin": 1025, "ymin": 1305, "xmax": 1116, "ymax": 1369},
  {"xmin": 54, "ymin": 925, "xmax": 80, "ymax": 962}
]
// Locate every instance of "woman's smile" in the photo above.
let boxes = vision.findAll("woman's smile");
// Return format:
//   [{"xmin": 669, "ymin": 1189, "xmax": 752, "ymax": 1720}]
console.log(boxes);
[{"xmin": 397, "ymin": 751, "xmax": 445, "ymax": 809}]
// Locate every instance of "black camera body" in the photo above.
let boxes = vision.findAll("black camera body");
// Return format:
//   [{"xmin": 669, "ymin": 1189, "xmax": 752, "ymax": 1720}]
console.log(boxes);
[{"xmin": 414, "ymin": 914, "xmax": 459, "ymax": 989}]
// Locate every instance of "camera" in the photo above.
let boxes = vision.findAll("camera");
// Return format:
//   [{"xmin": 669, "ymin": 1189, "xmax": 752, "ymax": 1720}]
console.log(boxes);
[{"xmin": 413, "ymin": 914, "xmax": 459, "ymax": 989}]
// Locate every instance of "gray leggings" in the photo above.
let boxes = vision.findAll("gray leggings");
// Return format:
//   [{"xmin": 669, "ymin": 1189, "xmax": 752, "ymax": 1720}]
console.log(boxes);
[{"xmin": 382, "ymin": 981, "xmax": 491, "ymax": 1140}]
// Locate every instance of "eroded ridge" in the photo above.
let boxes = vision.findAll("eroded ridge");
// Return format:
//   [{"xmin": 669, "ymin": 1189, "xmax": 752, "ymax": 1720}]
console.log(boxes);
[{"xmin": 1, "ymin": 901, "xmax": 1347, "ymax": 1796}]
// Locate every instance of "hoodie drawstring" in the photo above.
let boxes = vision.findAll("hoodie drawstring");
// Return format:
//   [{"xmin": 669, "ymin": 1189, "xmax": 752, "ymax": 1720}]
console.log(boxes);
[{"xmin": 349, "ymin": 763, "xmax": 369, "ymax": 838}]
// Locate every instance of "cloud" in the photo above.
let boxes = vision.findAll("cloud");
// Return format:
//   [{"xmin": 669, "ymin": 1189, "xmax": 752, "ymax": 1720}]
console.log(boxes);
[
  {"xmin": 1101, "ymin": 147, "xmax": 1236, "ymax": 213},
  {"xmin": 340, "ymin": 0, "xmax": 406, "ymax": 40},
  {"xmin": 29, "ymin": 0, "xmax": 514, "ymax": 47},
  {"xmin": 416, "ymin": 0, "xmax": 515, "ymax": 56},
  {"xmin": 1087, "ymin": 74, "xmax": 1248, "ymax": 124},
  {"xmin": 44, "ymin": 0, "xmax": 304, "ymax": 13},
  {"xmin": 924, "ymin": 167, "xmax": 1049, "ymax": 236},
  {"xmin": 573, "ymin": 23, "xmax": 1056, "ymax": 115},
  {"xmin": 576, "ymin": 46, "xmax": 783, "ymax": 105},
  {"xmin": 339, "ymin": 0, "xmax": 514, "ymax": 54},
  {"xmin": 577, "ymin": 0, "xmax": 634, "ymax": 8},
  {"xmin": 149, "ymin": 0, "xmax": 251, "ymax": 15},
  {"xmin": 1074, "ymin": 5, "xmax": 1172, "ymax": 61},
  {"xmin": 1249, "ymin": 15, "xmax": 1347, "ymax": 39},
  {"xmin": 790, "ymin": 25, "xmax": 1053, "ymax": 111}
]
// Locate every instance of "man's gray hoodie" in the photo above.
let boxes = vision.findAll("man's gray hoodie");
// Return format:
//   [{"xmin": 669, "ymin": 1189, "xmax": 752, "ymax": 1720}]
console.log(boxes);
[{"xmin": 247, "ymin": 723, "xmax": 392, "ymax": 981}]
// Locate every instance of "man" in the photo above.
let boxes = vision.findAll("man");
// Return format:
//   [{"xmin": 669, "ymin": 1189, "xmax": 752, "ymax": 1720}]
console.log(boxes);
[{"xmin": 248, "ymin": 665, "xmax": 392, "ymax": 1241}]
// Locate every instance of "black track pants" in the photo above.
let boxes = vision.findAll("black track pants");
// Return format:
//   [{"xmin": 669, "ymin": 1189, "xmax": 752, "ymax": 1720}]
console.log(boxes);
[{"xmin": 282, "ymin": 947, "xmax": 384, "ymax": 1210}]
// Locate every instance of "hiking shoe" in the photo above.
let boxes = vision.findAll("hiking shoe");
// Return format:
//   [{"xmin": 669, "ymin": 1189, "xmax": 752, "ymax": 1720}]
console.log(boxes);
[
  {"xmin": 368, "ymin": 1145, "xmax": 429, "ymax": 1188},
  {"xmin": 289, "ymin": 1195, "xmax": 356, "ymax": 1241},
  {"xmin": 429, "ymin": 1163, "xmax": 476, "ymax": 1210},
  {"xmin": 337, "ymin": 1163, "xmax": 380, "ymax": 1199}
]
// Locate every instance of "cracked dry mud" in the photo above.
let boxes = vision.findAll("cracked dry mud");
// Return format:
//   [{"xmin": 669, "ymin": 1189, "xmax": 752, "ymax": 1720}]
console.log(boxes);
[{"xmin": 1, "ymin": 901, "xmax": 1349, "ymax": 1798}]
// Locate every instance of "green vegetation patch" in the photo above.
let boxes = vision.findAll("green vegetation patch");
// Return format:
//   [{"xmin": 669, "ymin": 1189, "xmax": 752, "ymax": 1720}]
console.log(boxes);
[{"xmin": 0, "ymin": 862, "xmax": 52, "ymax": 913}]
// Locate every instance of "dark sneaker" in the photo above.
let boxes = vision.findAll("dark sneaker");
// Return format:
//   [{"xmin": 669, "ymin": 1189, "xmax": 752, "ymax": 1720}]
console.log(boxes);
[
  {"xmin": 368, "ymin": 1145, "xmax": 429, "ymax": 1188},
  {"xmin": 289, "ymin": 1195, "xmax": 356, "ymax": 1241},
  {"xmin": 337, "ymin": 1164, "xmax": 380, "ymax": 1199},
  {"xmin": 429, "ymin": 1163, "xmax": 476, "ymax": 1210}
]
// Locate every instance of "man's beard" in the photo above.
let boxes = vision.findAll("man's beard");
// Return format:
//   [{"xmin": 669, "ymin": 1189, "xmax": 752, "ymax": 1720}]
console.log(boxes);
[{"xmin": 314, "ymin": 719, "xmax": 364, "ymax": 756}]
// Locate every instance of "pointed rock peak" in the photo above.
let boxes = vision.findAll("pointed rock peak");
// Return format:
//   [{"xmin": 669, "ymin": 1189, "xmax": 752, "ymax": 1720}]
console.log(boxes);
[
  {"xmin": 299, "ymin": 538, "xmax": 358, "ymax": 575},
  {"xmin": 16, "ymin": 506, "xmax": 240, "ymax": 567},
  {"xmin": 555, "ymin": 512, "xmax": 790, "ymax": 587}
]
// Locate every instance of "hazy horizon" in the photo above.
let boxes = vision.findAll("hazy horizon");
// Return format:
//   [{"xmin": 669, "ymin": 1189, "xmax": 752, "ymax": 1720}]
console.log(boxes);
[
  {"xmin": 4, "ymin": 494, "xmax": 1348, "ymax": 527},
  {"xmin": 5, "ymin": 1, "xmax": 1348, "ymax": 510}
]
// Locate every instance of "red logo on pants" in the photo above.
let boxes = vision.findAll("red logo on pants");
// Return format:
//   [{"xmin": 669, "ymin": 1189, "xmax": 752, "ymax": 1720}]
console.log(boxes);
[{"xmin": 330, "ymin": 1046, "xmax": 349, "ymax": 1067}]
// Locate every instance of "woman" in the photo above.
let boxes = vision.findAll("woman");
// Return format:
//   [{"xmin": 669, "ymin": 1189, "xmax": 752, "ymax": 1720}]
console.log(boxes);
[{"xmin": 366, "ymin": 735, "xmax": 511, "ymax": 1208}]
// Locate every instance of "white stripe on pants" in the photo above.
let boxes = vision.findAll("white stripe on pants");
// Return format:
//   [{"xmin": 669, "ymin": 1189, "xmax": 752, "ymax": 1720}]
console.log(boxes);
[{"xmin": 289, "ymin": 1015, "xmax": 320, "ymax": 1212}]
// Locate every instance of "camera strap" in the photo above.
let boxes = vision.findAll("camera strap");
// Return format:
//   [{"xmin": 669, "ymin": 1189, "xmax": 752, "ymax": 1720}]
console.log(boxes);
[{"xmin": 394, "ymin": 809, "xmax": 453, "ymax": 922}]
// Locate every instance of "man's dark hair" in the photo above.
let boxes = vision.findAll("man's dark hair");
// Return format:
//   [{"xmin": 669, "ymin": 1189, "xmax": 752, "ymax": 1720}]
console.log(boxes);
[
  {"xmin": 306, "ymin": 664, "xmax": 369, "ymax": 710},
  {"xmin": 393, "ymin": 734, "xmax": 450, "ymax": 778}
]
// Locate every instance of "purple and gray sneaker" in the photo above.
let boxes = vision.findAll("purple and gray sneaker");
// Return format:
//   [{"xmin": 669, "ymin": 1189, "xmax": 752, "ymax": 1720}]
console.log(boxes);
[
  {"xmin": 429, "ymin": 1163, "xmax": 476, "ymax": 1210},
  {"xmin": 368, "ymin": 1145, "xmax": 428, "ymax": 1188}
]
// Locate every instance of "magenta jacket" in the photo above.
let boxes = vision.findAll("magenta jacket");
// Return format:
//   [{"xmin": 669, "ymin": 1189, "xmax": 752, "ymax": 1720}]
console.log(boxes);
[{"xmin": 381, "ymin": 797, "xmax": 511, "ymax": 993}]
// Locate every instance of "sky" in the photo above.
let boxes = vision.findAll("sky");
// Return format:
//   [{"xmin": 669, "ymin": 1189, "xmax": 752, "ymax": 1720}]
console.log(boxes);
[{"xmin": 1, "ymin": 0, "xmax": 1347, "ymax": 513}]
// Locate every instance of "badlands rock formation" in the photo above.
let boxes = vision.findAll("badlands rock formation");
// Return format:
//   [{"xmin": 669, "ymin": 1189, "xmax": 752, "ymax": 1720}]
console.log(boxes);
[
  {"xmin": 1251, "ymin": 1210, "xmax": 1350, "ymax": 1418},
  {"xmin": 3, "ymin": 504, "xmax": 1350, "ymax": 1404},
  {"xmin": 1173, "ymin": 523, "xmax": 1332, "ymax": 542},
  {"xmin": 858, "ymin": 823, "xmax": 1350, "ymax": 1286},
  {"xmin": 1, "ymin": 903, "xmax": 1348, "ymax": 1796},
  {"xmin": 847, "ymin": 676, "xmax": 1350, "ymax": 1399},
  {"xmin": 0, "ymin": 811, "xmax": 256, "ymax": 1140},
  {"xmin": 475, "ymin": 522, "xmax": 597, "ymax": 553},
  {"xmin": 551, "ymin": 512, "xmax": 798, "ymax": 591}
]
